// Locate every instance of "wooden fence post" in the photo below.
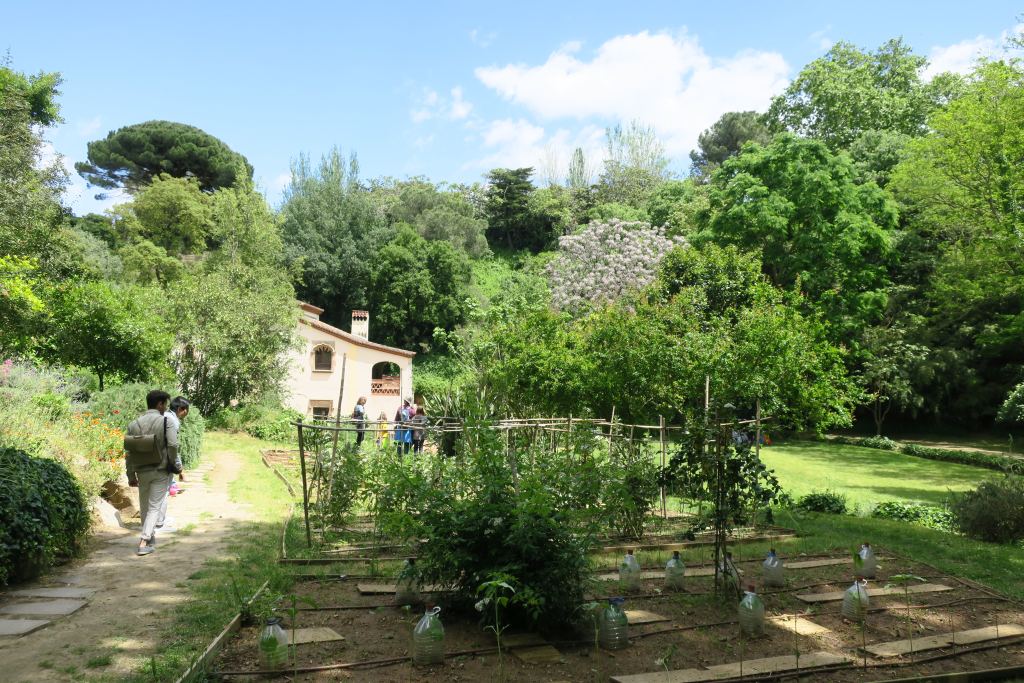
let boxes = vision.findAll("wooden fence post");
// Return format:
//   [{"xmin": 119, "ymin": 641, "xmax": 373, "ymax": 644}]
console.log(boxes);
[{"xmin": 659, "ymin": 415, "xmax": 667, "ymax": 518}]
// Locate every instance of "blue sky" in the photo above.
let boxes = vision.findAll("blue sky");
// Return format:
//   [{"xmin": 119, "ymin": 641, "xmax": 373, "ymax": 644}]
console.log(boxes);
[{"xmin": 5, "ymin": 1, "xmax": 1021, "ymax": 214}]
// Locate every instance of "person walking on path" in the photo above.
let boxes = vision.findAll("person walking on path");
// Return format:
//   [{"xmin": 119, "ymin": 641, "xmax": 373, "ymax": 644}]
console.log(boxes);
[
  {"xmin": 157, "ymin": 396, "xmax": 190, "ymax": 529},
  {"xmin": 126, "ymin": 390, "xmax": 182, "ymax": 556},
  {"xmin": 352, "ymin": 396, "xmax": 367, "ymax": 447}
]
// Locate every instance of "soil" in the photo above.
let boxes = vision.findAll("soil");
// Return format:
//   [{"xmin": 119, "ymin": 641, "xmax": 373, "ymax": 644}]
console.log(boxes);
[
  {"xmin": 0, "ymin": 448, "xmax": 255, "ymax": 682},
  {"xmin": 213, "ymin": 552, "xmax": 1024, "ymax": 681}
]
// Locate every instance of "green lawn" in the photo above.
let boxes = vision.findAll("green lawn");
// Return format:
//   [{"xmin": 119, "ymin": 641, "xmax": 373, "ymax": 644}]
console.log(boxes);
[{"xmin": 759, "ymin": 440, "xmax": 998, "ymax": 509}]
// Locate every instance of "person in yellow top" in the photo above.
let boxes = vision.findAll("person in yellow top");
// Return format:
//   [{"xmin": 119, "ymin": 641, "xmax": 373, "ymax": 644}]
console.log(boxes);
[{"xmin": 375, "ymin": 411, "xmax": 389, "ymax": 449}]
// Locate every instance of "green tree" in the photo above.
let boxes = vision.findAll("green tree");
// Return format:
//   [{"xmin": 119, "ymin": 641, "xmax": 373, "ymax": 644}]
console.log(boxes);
[
  {"xmin": 380, "ymin": 179, "xmax": 489, "ymax": 257},
  {"xmin": 689, "ymin": 111, "xmax": 772, "ymax": 180},
  {"xmin": 702, "ymin": 134, "xmax": 898, "ymax": 337},
  {"xmin": 122, "ymin": 174, "xmax": 213, "ymax": 255},
  {"xmin": 0, "ymin": 257, "xmax": 47, "ymax": 355},
  {"xmin": 766, "ymin": 39, "xmax": 961, "ymax": 149},
  {"xmin": 171, "ymin": 261, "xmax": 297, "ymax": 414},
  {"xmin": 646, "ymin": 179, "xmax": 708, "ymax": 235},
  {"xmin": 76, "ymin": 120, "xmax": 252, "ymax": 194},
  {"xmin": 280, "ymin": 148, "xmax": 386, "ymax": 329},
  {"xmin": 366, "ymin": 226, "xmax": 470, "ymax": 349},
  {"xmin": 43, "ymin": 281, "xmax": 172, "ymax": 390},
  {"xmin": 0, "ymin": 67, "xmax": 66, "ymax": 265},
  {"xmin": 566, "ymin": 147, "xmax": 593, "ymax": 191},
  {"xmin": 890, "ymin": 59, "xmax": 1024, "ymax": 421},
  {"xmin": 484, "ymin": 168, "xmax": 549, "ymax": 251},
  {"xmin": 597, "ymin": 121, "xmax": 671, "ymax": 207},
  {"xmin": 119, "ymin": 239, "xmax": 183, "ymax": 286},
  {"xmin": 860, "ymin": 325, "xmax": 929, "ymax": 435}
]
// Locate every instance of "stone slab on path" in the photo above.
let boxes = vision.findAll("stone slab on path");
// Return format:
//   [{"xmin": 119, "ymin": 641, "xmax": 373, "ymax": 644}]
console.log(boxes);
[
  {"xmin": 6, "ymin": 587, "xmax": 95, "ymax": 600},
  {"xmin": 0, "ymin": 599, "xmax": 88, "ymax": 618},
  {"xmin": 768, "ymin": 615, "xmax": 831, "ymax": 636},
  {"xmin": 287, "ymin": 627, "xmax": 345, "ymax": 646},
  {"xmin": 611, "ymin": 651, "xmax": 852, "ymax": 682},
  {"xmin": 796, "ymin": 583, "xmax": 953, "ymax": 603},
  {"xmin": 625, "ymin": 610, "xmax": 670, "ymax": 625},
  {"xmin": 864, "ymin": 624, "xmax": 1024, "ymax": 657},
  {"xmin": 0, "ymin": 619, "xmax": 51, "ymax": 637},
  {"xmin": 504, "ymin": 634, "xmax": 563, "ymax": 664},
  {"xmin": 356, "ymin": 583, "xmax": 448, "ymax": 595}
]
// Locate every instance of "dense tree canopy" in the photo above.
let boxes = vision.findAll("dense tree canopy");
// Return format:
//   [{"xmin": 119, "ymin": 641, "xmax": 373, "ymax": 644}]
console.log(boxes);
[
  {"xmin": 766, "ymin": 39, "xmax": 961, "ymax": 150},
  {"xmin": 701, "ymin": 133, "xmax": 898, "ymax": 337},
  {"xmin": 76, "ymin": 120, "xmax": 253, "ymax": 194}
]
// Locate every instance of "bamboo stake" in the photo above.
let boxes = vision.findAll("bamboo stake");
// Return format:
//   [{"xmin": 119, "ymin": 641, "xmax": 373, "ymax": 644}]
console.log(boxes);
[{"xmin": 660, "ymin": 414, "xmax": 667, "ymax": 518}]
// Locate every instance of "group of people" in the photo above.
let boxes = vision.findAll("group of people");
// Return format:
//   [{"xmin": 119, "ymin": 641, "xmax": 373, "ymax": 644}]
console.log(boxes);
[
  {"xmin": 124, "ymin": 390, "xmax": 191, "ymax": 557},
  {"xmin": 350, "ymin": 396, "xmax": 428, "ymax": 455}
]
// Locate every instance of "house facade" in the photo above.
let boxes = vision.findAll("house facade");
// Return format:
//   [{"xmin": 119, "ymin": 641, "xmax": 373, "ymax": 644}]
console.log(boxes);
[{"xmin": 283, "ymin": 303, "xmax": 415, "ymax": 421}]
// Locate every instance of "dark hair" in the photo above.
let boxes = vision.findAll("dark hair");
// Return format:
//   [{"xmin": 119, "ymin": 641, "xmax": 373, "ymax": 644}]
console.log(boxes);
[
  {"xmin": 146, "ymin": 390, "xmax": 171, "ymax": 409},
  {"xmin": 170, "ymin": 396, "xmax": 190, "ymax": 413}
]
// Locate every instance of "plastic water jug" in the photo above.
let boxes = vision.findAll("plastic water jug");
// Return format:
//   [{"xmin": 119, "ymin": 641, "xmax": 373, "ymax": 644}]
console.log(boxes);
[
  {"xmin": 842, "ymin": 579, "xmax": 870, "ymax": 621},
  {"xmin": 858, "ymin": 543, "xmax": 878, "ymax": 579},
  {"xmin": 395, "ymin": 557, "xmax": 421, "ymax": 605},
  {"xmin": 738, "ymin": 585, "xmax": 765, "ymax": 637},
  {"xmin": 619, "ymin": 550, "xmax": 641, "ymax": 590},
  {"xmin": 665, "ymin": 551, "xmax": 685, "ymax": 590},
  {"xmin": 259, "ymin": 617, "xmax": 289, "ymax": 670},
  {"xmin": 412, "ymin": 605, "xmax": 445, "ymax": 666},
  {"xmin": 599, "ymin": 597, "xmax": 628, "ymax": 650},
  {"xmin": 763, "ymin": 549, "xmax": 785, "ymax": 587}
]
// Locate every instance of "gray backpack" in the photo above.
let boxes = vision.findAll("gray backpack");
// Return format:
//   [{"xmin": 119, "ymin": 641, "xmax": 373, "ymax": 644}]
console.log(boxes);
[{"xmin": 124, "ymin": 416, "xmax": 166, "ymax": 468}]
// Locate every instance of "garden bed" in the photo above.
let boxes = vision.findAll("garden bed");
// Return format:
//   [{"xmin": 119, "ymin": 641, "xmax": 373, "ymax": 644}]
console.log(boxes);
[{"xmin": 212, "ymin": 548, "xmax": 1024, "ymax": 681}]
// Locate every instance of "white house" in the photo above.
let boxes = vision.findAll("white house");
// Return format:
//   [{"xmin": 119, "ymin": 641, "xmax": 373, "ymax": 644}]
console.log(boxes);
[{"xmin": 283, "ymin": 303, "xmax": 415, "ymax": 421}]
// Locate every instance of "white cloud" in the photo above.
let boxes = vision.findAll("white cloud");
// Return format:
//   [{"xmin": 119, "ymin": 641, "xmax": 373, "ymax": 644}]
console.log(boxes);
[
  {"xmin": 474, "ymin": 30, "xmax": 789, "ymax": 158},
  {"xmin": 924, "ymin": 23, "xmax": 1024, "ymax": 80},
  {"xmin": 465, "ymin": 118, "xmax": 605, "ymax": 178},
  {"xmin": 809, "ymin": 26, "xmax": 833, "ymax": 51},
  {"xmin": 469, "ymin": 28, "xmax": 496, "ymax": 48},
  {"xmin": 410, "ymin": 86, "xmax": 474, "ymax": 122},
  {"xmin": 75, "ymin": 116, "xmax": 103, "ymax": 138}
]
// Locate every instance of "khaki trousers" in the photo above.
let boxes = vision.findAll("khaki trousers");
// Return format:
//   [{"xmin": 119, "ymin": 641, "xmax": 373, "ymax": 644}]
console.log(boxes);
[{"xmin": 138, "ymin": 469, "xmax": 171, "ymax": 542}]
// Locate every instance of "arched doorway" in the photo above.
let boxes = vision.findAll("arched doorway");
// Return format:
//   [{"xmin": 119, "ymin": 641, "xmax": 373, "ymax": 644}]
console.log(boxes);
[{"xmin": 371, "ymin": 361, "xmax": 402, "ymax": 397}]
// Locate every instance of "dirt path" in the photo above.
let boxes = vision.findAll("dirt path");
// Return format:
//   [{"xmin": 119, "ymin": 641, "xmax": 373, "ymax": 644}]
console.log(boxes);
[{"xmin": 0, "ymin": 449, "xmax": 253, "ymax": 682}]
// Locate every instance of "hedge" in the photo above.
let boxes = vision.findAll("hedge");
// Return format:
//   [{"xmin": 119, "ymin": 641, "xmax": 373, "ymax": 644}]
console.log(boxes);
[
  {"xmin": 0, "ymin": 448, "xmax": 90, "ymax": 585},
  {"xmin": 830, "ymin": 435, "xmax": 1024, "ymax": 474}
]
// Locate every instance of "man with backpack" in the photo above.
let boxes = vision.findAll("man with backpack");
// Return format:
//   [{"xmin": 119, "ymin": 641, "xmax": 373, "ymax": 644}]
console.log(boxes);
[{"xmin": 124, "ymin": 390, "xmax": 182, "ymax": 556}]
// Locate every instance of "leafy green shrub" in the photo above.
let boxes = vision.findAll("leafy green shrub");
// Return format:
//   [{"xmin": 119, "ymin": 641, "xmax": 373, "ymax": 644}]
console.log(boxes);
[
  {"xmin": 998, "ymin": 382, "xmax": 1024, "ymax": 425},
  {"xmin": 31, "ymin": 392, "xmax": 71, "ymax": 419},
  {"xmin": 950, "ymin": 477, "xmax": 1024, "ymax": 543},
  {"xmin": 830, "ymin": 435, "xmax": 1024, "ymax": 475},
  {"xmin": 178, "ymin": 412, "xmax": 206, "ymax": 469},
  {"xmin": 796, "ymin": 489, "xmax": 848, "ymax": 514},
  {"xmin": 208, "ymin": 403, "xmax": 302, "ymax": 443},
  {"xmin": 872, "ymin": 501, "xmax": 954, "ymax": 532},
  {"xmin": 860, "ymin": 435, "xmax": 898, "ymax": 451},
  {"xmin": 602, "ymin": 438, "xmax": 660, "ymax": 539},
  {"xmin": 0, "ymin": 448, "xmax": 90, "ymax": 585}
]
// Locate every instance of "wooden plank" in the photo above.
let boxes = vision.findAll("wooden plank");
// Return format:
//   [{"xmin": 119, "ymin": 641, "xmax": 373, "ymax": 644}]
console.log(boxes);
[
  {"xmin": 611, "ymin": 651, "xmax": 852, "ymax": 682},
  {"xmin": 287, "ymin": 626, "xmax": 345, "ymax": 645},
  {"xmin": 355, "ymin": 583, "xmax": 448, "ymax": 595},
  {"xmin": 597, "ymin": 566, "xmax": 740, "ymax": 581},
  {"xmin": 512, "ymin": 644, "xmax": 563, "ymax": 664},
  {"xmin": 625, "ymin": 610, "xmax": 670, "ymax": 625},
  {"xmin": 768, "ymin": 615, "xmax": 831, "ymax": 636},
  {"xmin": 796, "ymin": 583, "xmax": 953, "ymax": 603},
  {"xmin": 864, "ymin": 624, "xmax": 1024, "ymax": 657}
]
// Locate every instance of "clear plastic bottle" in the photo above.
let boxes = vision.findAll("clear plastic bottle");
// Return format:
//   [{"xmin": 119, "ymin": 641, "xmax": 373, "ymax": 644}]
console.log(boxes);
[
  {"xmin": 259, "ymin": 617, "xmax": 289, "ymax": 670},
  {"xmin": 665, "ymin": 551, "xmax": 685, "ymax": 591},
  {"xmin": 599, "ymin": 597, "xmax": 629, "ymax": 650},
  {"xmin": 619, "ymin": 549, "xmax": 641, "ymax": 590},
  {"xmin": 858, "ymin": 543, "xmax": 878, "ymax": 579},
  {"xmin": 412, "ymin": 605, "xmax": 445, "ymax": 666},
  {"xmin": 738, "ymin": 584, "xmax": 765, "ymax": 637},
  {"xmin": 395, "ymin": 557, "xmax": 421, "ymax": 605},
  {"xmin": 842, "ymin": 578, "xmax": 870, "ymax": 621},
  {"xmin": 762, "ymin": 548, "xmax": 785, "ymax": 588}
]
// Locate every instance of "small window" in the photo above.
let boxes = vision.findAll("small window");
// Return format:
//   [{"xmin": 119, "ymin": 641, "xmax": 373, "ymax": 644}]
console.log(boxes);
[
  {"xmin": 309, "ymin": 400, "xmax": 333, "ymax": 418},
  {"xmin": 313, "ymin": 345, "xmax": 333, "ymax": 371}
]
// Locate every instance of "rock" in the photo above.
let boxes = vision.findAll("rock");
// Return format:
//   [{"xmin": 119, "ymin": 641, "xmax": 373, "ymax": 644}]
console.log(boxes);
[
  {"xmin": 101, "ymin": 480, "xmax": 139, "ymax": 511},
  {"xmin": 91, "ymin": 497, "xmax": 121, "ymax": 530}
]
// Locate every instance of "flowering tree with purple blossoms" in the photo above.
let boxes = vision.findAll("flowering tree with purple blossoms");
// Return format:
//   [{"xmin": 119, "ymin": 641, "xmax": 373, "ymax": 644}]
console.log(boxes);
[{"xmin": 547, "ymin": 219, "xmax": 686, "ymax": 314}]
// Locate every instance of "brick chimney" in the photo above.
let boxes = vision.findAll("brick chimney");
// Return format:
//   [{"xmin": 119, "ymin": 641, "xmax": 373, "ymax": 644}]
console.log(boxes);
[{"xmin": 351, "ymin": 310, "xmax": 369, "ymax": 340}]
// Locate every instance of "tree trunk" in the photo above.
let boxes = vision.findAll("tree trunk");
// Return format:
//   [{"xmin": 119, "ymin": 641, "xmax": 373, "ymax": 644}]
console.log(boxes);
[{"xmin": 98, "ymin": 372, "xmax": 105, "ymax": 391}]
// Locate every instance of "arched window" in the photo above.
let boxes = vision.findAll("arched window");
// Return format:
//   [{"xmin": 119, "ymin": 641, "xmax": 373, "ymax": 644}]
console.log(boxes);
[
  {"xmin": 313, "ymin": 345, "xmax": 333, "ymax": 372},
  {"xmin": 371, "ymin": 361, "xmax": 401, "ymax": 395}
]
